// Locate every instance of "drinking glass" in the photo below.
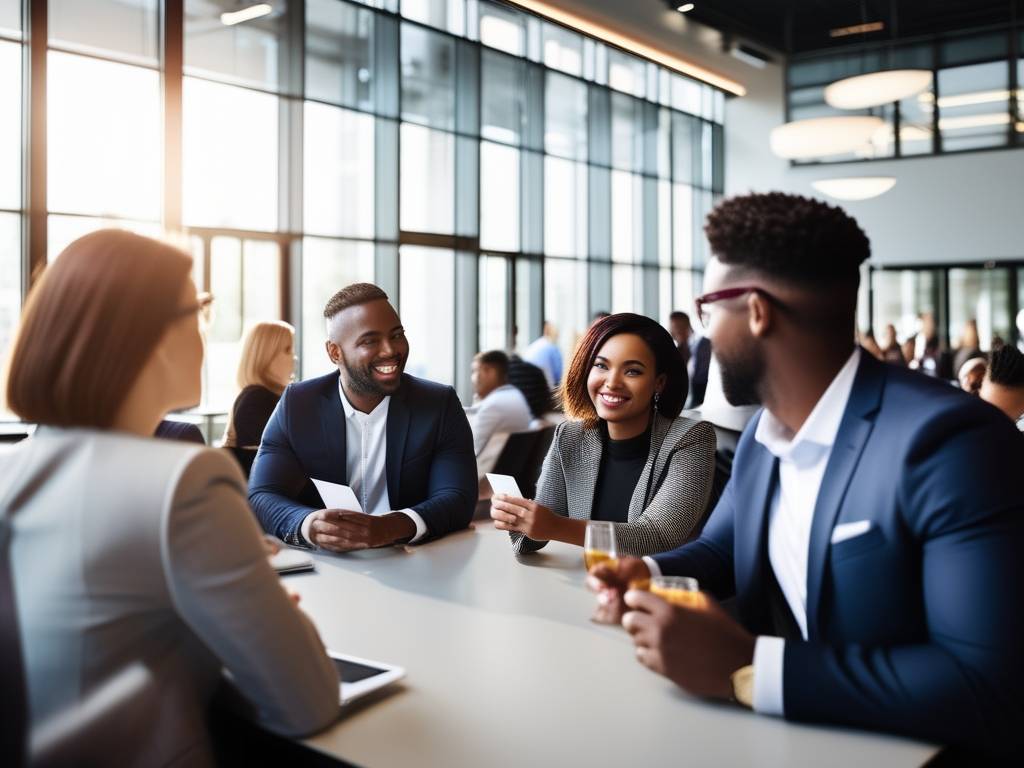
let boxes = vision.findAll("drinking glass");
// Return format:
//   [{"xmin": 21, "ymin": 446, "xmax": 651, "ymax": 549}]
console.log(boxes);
[
  {"xmin": 583, "ymin": 521, "xmax": 617, "ymax": 571},
  {"xmin": 649, "ymin": 576, "xmax": 704, "ymax": 608}
]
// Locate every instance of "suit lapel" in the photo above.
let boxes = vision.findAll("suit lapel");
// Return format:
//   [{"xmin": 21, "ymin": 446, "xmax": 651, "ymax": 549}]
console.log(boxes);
[
  {"xmin": 385, "ymin": 377, "xmax": 411, "ymax": 506},
  {"xmin": 804, "ymin": 355, "xmax": 884, "ymax": 640},
  {"xmin": 735, "ymin": 430, "xmax": 779, "ymax": 620},
  {"xmin": 575, "ymin": 427, "xmax": 604, "ymax": 520},
  {"xmin": 319, "ymin": 374, "xmax": 347, "ymax": 485}
]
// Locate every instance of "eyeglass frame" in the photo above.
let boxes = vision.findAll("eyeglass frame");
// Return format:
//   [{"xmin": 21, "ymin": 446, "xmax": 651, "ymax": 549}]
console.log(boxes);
[
  {"xmin": 174, "ymin": 291, "xmax": 214, "ymax": 322},
  {"xmin": 693, "ymin": 286, "xmax": 783, "ymax": 329}
]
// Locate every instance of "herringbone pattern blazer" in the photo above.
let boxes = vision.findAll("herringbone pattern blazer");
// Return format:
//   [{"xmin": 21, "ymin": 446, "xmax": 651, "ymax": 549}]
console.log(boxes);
[{"xmin": 509, "ymin": 413, "xmax": 716, "ymax": 557}]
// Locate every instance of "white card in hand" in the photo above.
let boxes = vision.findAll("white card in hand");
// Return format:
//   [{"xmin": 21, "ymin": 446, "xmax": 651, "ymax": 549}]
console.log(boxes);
[
  {"xmin": 311, "ymin": 478, "xmax": 363, "ymax": 513},
  {"xmin": 486, "ymin": 473, "xmax": 524, "ymax": 499}
]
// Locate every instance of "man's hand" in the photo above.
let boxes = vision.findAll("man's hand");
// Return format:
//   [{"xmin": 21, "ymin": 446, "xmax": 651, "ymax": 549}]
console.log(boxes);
[
  {"xmin": 586, "ymin": 556, "xmax": 651, "ymax": 624},
  {"xmin": 308, "ymin": 509, "xmax": 416, "ymax": 552},
  {"xmin": 490, "ymin": 495, "xmax": 559, "ymax": 540},
  {"xmin": 622, "ymin": 588, "xmax": 755, "ymax": 700}
]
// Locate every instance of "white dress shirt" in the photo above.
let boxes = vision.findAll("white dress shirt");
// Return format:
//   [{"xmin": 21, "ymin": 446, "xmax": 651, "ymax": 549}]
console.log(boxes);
[
  {"xmin": 300, "ymin": 383, "xmax": 428, "ymax": 546},
  {"xmin": 467, "ymin": 384, "xmax": 533, "ymax": 456},
  {"xmin": 644, "ymin": 348, "xmax": 861, "ymax": 716}
]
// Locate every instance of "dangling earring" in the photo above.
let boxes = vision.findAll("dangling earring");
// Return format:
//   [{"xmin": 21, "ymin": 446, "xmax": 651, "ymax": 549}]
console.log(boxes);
[{"xmin": 653, "ymin": 391, "xmax": 661, "ymax": 411}]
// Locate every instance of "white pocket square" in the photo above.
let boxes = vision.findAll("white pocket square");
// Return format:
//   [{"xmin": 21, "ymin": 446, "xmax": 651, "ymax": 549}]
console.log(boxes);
[{"xmin": 831, "ymin": 520, "xmax": 873, "ymax": 545}]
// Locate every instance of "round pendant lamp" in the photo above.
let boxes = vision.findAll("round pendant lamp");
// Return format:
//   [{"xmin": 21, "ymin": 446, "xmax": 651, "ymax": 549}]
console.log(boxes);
[
  {"xmin": 811, "ymin": 176, "xmax": 897, "ymax": 201},
  {"xmin": 824, "ymin": 69, "xmax": 932, "ymax": 110},
  {"xmin": 770, "ymin": 116, "xmax": 884, "ymax": 160}
]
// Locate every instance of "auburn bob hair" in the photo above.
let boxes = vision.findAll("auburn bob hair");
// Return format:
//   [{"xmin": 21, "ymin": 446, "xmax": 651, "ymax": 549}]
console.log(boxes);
[
  {"xmin": 560, "ymin": 313, "xmax": 687, "ymax": 428},
  {"xmin": 5, "ymin": 229, "xmax": 193, "ymax": 429}
]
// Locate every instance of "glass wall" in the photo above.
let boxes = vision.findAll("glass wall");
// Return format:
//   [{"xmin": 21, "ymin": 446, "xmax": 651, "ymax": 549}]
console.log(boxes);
[
  {"xmin": 787, "ymin": 30, "xmax": 1022, "ymax": 163},
  {"xmin": 47, "ymin": 0, "xmax": 162, "ymax": 253},
  {"xmin": 0, "ymin": 2, "xmax": 21, "ymax": 370},
  {"xmin": 2, "ymin": 0, "xmax": 726, "ymax": 409},
  {"xmin": 870, "ymin": 264, "xmax": 1022, "ymax": 357}
]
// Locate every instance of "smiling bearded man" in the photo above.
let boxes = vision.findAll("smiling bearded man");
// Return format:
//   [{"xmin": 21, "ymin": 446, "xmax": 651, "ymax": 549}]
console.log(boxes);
[{"xmin": 249, "ymin": 282, "xmax": 477, "ymax": 551}]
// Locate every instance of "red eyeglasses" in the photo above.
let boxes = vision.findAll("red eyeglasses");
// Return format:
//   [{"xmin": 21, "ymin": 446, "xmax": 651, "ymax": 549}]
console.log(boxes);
[{"xmin": 694, "ymin": 286, "xmax": 779, "ymax": 329}]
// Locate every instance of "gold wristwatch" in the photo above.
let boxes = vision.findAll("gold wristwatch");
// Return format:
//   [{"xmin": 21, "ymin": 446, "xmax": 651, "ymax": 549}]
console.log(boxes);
[{"xmin": 731, "ymin": 664, "xmax": 755, "ymax": 708}]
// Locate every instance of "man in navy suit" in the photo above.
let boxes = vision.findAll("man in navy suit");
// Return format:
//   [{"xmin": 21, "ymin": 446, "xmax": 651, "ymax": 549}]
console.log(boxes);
[
  {"xmin": 669, "ymin": 311, "xmax": 711, "ymax": 407},
  {"xmin": 591, "ymin": 193, "xmax": 1024, "ymax": 755},
  {"xmin": 249, "ymin": 283, "xmax": 476, "ymax": 550}
]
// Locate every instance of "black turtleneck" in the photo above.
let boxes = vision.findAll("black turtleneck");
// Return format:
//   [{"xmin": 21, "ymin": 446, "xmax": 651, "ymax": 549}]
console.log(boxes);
[{"xmin": 590, "ymin": 422, "xmax": 652, "ymax": 524}]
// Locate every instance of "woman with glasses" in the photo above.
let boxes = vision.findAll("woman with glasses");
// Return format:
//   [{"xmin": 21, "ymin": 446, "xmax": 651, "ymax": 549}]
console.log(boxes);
[
  {"xmin": 0, "ymin": 230, "xmax": 338, "ymax": 765},
  {"xmin": 222, "ymin": 320, "xmax": 296, "ymax": 450},
  {"xmin": 491, "ymin": 313, "xmax": 716, "ymax": 557}
]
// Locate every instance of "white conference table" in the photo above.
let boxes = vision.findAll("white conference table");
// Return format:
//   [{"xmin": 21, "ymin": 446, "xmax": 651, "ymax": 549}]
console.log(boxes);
[{"xmin": 290, "ymin": 524, "xmax": 939, "ymax": 768}]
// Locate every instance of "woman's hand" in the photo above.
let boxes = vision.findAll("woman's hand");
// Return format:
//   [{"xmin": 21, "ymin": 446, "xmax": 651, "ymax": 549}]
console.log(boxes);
[
  {"xmin": 262, "ymin": 535, "xmax": 281, "ymax": 557},
  {"xmin": 490, "ymin": 495, "xmax": 559, "ymax": 541}
]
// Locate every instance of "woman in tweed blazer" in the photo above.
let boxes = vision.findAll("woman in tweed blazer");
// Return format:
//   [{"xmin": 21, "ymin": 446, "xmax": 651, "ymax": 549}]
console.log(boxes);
[{"xmin": 491, "ymin": 313, "xmax": 716, "ymax": 557}]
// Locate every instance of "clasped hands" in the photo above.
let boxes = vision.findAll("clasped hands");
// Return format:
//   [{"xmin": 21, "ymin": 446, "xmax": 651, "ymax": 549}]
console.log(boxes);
[
  {"xmin": 588, "ymin": 557, "xmax": 755, "ymax": 702},
  {"xmin": 307, "ymin": 509, "xmax": 415, "ymax": 552}
]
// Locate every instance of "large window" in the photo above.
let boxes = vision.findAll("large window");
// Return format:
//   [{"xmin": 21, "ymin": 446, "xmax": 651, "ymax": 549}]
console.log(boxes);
[
  {"xmin": 787, "ymin": 30, "xmax": 1022, "ymax": 163},
  {"xmin": 301, "ymin": 238, "xmax": 375, "ymax": 378},
  {"xmin": 3, "ymin": 0, "xmax": 727, "ymax": 409},
  {"xmin": 46, "ymin": 0, "xmax": 162, "ymax": 254},
  {"xmin": 0, "ymin": 9, "xmax": 21, "ymax": 367},
  {"xmin": 48, "ymin": 52, "xmax": 162, "ymax": 222},
  {"xmin": 868, "ymin": 264, "xmax": 1024, "ymax": 356},
  {"xmin": 401, "ymin": 245, "xmax": 454, "ymax": 384},
  {"xmin": 183, "ymin": 78, "xmax": 279, "ymax": 232}
]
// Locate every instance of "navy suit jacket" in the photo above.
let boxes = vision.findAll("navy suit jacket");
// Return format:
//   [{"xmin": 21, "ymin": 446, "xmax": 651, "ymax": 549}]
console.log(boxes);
[
  {"xmin": 654, "ymin": 352, "xmax": 1024, "ymax": 753},
  {"xmin": 687, "ymin": 336, "xmax": 711, "ymax": 408},
  {"xmin": 248, "ymin": 372, "xmax": 477, "ymax": 543}
]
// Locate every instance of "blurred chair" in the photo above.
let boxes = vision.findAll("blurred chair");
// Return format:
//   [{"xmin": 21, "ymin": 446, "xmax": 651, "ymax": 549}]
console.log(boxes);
[
  {"xmin": 475, "ymin": 427, "xmax": 555, "ymax": 518},
  {"xmin": 687, "ymin": 423, "xmax": 740, "ymax": 541},
  {"xmin": 1, "ymin": 513, "xmax": 28, "ymax": 768},
  {"xmin": 225, "ymin": 447, "xmax": 258, "ymax": 480},
  {"xmin": 490, "ymin": 431, "xmax": 540, "ymax": 491},
  {"xmin": 475, "ymin": 431, "xmax": 511, "ymax": 483},
  {"xmin": 155, "ymin": 419, "xmax": 206, "ymax": 445},
  {"xmin": 521, "ymin": 426, "xmax": 555, "ymax": 499},
  {"xmin": 31, "ymin": 663, "xmax": 160, "ymax": 768}
]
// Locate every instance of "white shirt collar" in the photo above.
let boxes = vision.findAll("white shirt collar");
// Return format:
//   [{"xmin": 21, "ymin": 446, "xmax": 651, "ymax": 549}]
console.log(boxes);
[
  {"xmin": 755, "ymin": 348, "xmax": 861, "ymax": 464},
  {"xmin": 338, "ymin": 379, "xmax": 390, "ymax": 422}
]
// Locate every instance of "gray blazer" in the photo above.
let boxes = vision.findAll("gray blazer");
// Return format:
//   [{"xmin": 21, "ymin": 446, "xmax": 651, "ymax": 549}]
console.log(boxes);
[
  {"xmin": 1, "ymin": 428, "xmax": 339, "ymax": 767},
  {"xmin": 510, "ymin": 413, "xmax": 716, "ymax": 557}
]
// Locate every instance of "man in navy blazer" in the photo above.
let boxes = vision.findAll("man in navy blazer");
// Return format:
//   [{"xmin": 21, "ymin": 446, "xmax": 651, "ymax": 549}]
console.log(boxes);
[
  {"xmin": 249, "ymin": 283, "xmax": 476, "ymax": 550},
  {"xmin": 592, "ymin": 193, "xmax": 1024, "ymax": 756}
]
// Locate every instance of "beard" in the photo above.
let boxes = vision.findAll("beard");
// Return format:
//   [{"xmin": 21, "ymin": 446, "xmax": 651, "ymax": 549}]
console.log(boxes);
[
  {"xmin": 341, "ymin": 354, "xmax": 405, "ymax": 398},
  {"xmin": 716, "ymin": 343, "xmax": 765, "ymax": 407}
]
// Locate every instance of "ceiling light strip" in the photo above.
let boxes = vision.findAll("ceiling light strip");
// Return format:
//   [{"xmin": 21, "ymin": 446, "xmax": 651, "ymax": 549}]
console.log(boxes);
[
  {"xmin": 506, "ymin": 0, "xmax": 746, "ymax": 97},
  {"xmin": 221, "ymin": 4, "xmax": 272, "ymax": 26}
]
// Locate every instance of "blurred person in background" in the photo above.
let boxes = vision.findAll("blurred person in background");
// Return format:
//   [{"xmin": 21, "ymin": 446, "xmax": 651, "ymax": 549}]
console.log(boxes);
[
  {"xmin": 879, "ymin": 324, "xmax": 905, "ymax": 366},
  {"xmin": 222, "ymin": 321, "xmax": 296, "ymax": 449},
  {"xmin": 958, "ymin": 356, "xmax": 987, "ymax": 396},
  {"xmin": 952, "ymin": 319, "xmax": 982, "ymax": 378},
  {"xmin": 669, "ymin": 311, "xmax": 711, "ymax": 408},
  {"xmin": 524, "ymin": 321, "xmax": 563, "ymax": 388},
  {"xmin": 980, "ymin": 344, "xmax": 1024, "ymax": 431},
  {"xmin": 467, "ymin": 350, "xmax": 532, "ymax": 457}
]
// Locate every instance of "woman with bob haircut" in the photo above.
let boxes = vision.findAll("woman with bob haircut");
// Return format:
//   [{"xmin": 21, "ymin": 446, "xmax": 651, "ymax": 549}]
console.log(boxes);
[
  {"xmin": 222, "ymin": 320, "xmax": 296, "ymax": 449},
  {"xmin": 1, "ymin": 230, "xmax": 338, "ymax": 764},
  {"xmin": 491, "ymin": 312, "xmax": 716, "ymax": 557}
]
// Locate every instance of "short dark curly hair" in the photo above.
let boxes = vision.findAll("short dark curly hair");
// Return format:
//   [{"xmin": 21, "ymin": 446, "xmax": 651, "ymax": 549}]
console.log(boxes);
[
  {"xmin": 704, "ymin": 192, "xmax": 870, "ymax": 286},
  {"xmin": 988, "ymin": 344, "xmax": 1024, "ymax": 387},
  {"xmin": 562, "ymin": 313, "xmax": 687, "ymax": 428},
  {"xmin": 324, "ymin": 282, "xmax": 389, "ymax": 320}
]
